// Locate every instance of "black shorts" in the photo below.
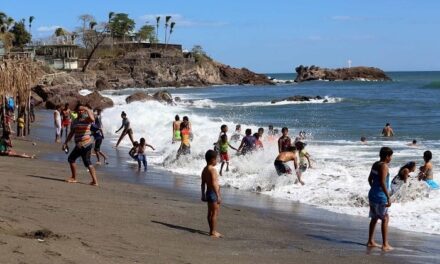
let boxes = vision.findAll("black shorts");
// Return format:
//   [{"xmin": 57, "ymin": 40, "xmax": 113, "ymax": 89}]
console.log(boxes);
[
  {"xmin": 94, "ymin": 138, "xmax": 103, "ymax": 151},
  {"xmin": 68, "ymin": 145, "xmax": 93, "ymax": 167}
]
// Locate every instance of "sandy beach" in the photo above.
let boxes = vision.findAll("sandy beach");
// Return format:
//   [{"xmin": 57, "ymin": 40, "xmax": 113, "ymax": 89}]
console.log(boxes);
[{"xmin": 1, "ymin": 113, "xmax": 438, "ymax": 264}]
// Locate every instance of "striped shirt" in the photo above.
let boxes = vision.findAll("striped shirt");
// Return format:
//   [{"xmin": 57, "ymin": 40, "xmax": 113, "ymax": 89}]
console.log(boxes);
[{"xmin": 72, "ymin": 118, "xmax": 93, "ymax": 148}]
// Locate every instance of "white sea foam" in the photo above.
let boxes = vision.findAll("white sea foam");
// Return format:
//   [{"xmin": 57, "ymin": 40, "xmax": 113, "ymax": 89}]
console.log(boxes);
[{"xmin": 101, "ymin": 92, "xmax": 440, "ymax": 235}]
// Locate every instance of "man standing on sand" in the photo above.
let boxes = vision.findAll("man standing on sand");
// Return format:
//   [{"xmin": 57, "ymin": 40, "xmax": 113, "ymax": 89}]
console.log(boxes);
[
  {"xmin": 54, "ymin": 105, "xmax": 62, "ymax": 143},
  {"xmin": 63, "ymin": 104, "xmax": 98, "ymax": 186},
  {"xmin": 382, "ymin": 123, "xmax": 394, "ymax": 137},
  {"xmin": 201, "ymin": 150, "xmax": 222, "ymax": 238},
  {"xmin": 367, "ymin": 147, "xmax": 393, "ymax": 251}
]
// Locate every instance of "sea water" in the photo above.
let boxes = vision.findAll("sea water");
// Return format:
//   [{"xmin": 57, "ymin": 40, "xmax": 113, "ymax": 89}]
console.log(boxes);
[{"xmin": 99, "ymin": 71, "xmax": 440, "ymax": 235}]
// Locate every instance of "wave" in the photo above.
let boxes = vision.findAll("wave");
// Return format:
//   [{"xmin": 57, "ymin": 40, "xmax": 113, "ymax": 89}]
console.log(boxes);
[
  {"xmin": 422, "ymin": 81, "xmax": 440, "ymax": 89},
  {"xmin": 175, "ymin": 96, "xmax": 343, "ymax": 109},
  {"xmin": 101, "ymin": 94, "xmax": 440, "ymax": 235}
]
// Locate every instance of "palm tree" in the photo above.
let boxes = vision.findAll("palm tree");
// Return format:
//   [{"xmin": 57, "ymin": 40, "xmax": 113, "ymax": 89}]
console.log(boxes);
[
  {"xmin": 28, "ymin": 16, "xmax": 35, "ymax": 43},
  {"xmin": 164, "ymin": 15, "xmax": 171, "ymax": 43},
  {"xmin": 155, "ymin": 16, "xmax": 160, "ymax": 42},
  {"xmin": 89, "ymin": 21, "xmax": 97, "ymax": 30},
  {"xmin": 108, "ymin": 12, "xmax": 115, "ymax": 23},
  {"xmin": 167, "ymin": 22, "xmax": 176, "ymax": 45}
]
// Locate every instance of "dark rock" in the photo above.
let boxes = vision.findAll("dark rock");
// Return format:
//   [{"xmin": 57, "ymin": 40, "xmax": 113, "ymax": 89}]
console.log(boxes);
[
  {"xmin": 45, "ymin": 91, "xmax": 113, "ymax": 110},
  {"xmin": 153, "ymin": 91, "xmax": 173, "ymax": 104},
  {"xmin": 271, "ymin": 95, "xmax": 324, "ymax": 104},
  {"xmin": 95, "ymin": 78, "xmax": 109, "ymax": 90},
  {"xmin": 125, "ymin": 92, "xmax": 155, "ymax": 104},
  {"xmin": 174, "ymin": 97, "xmax": 182, "ymax": 102},
  {"xmin": 295, "ymin": 66, "xmax": 391, "ymax": 82},
  {"xmin": 82, "ymin": 91, "xmax": 114, "ymax": 110}
]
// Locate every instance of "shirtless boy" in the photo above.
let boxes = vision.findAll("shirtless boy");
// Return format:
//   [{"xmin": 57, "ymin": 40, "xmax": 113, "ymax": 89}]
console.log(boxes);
[
  {"xmin": 382, "ymin": 123, "xmax": 394, "ymax": 137},
  {"xmin": 201, "ymin": 150, "xmax": 222, "ymax": 238},
  {"xmin": 274, "ymin": 146, "xmax": 303, "ymax": 185},
  {"xmin": 172, "ymin": 115, "xmax": 182, "ymax": 143}
]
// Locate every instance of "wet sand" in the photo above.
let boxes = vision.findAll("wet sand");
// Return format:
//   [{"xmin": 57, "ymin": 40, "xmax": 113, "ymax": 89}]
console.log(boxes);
[{"xmin": 0, "ymin": 111, "xmax": 438, "ymax": 263}]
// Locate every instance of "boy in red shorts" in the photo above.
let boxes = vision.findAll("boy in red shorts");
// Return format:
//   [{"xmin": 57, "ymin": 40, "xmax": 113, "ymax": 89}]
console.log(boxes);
[{"xmin": 218, "ymin": 134, "xmax": 238, "ymax": 176}]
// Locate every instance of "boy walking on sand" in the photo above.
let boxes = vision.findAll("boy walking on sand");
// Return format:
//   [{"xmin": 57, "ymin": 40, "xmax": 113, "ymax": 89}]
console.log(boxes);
[
  {"xmin": 201, "ymin": 150, "xmax": 222, "ymax": 238},
  {"xmin": 367, "ymin": 147, "xmax": 393, "ymax": 251}
]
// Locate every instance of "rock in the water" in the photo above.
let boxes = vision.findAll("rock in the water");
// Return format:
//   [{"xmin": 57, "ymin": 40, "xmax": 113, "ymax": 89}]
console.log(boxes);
[
  {"xmin": 153, "ymin": 91, "xmax": 173, "ymax": 104},
  {"xmin": 95, "ymin": 78, "xmax": 109, "ymax": 90},
  {"xmin": 82, "ymin": 91, "xmax": 114, "ymax": 110},
  {"xmin": 271, "ymin": 95, "xmax": 323, "ymax": 104},
  {"xmin": 45, "ymin": 91, "xmax": 113, "ymax": 110},
  {"xmin": 125, "ymin": 92, "xmax": 155, "ymax": 103},
  {"xmin": 294, "ymin": 65, "xmax": 391, "ymax": 82}
]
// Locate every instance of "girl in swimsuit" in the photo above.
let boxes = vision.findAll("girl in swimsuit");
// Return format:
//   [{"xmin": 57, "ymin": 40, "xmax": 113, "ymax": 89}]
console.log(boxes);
[
  {"xmin": 115, "ymin": 111, "xmax": 135, "ymax": 147},
  {"xmin": 418, "ymin": 151, "xmax": 439, "ymax": 189}
]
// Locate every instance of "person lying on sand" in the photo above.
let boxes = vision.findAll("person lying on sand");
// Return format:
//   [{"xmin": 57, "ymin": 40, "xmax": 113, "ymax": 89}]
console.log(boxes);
[
  {"xmin": 201, "ymin": 150, "xmax": 222, "ymax": 238},
  {"xmin": 0, "ymin": 131, "xmax": 35, "ymax": 159}
]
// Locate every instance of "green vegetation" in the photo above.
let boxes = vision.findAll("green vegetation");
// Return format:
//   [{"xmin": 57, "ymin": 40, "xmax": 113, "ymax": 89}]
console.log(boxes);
[
  {"xmin": 9, "ymin": 21, "xmax": 30, "ymax": 48},
  {"xmin": 138, "ymin": 24, "xmax": 157, "ymax": 43},
  {"xmin": 192, "ymin": 45, "xmax": 212, "ymax": 64},
  {"xmin": 109, "ymin": 13, "xmax": 135, "ymax": 42}
]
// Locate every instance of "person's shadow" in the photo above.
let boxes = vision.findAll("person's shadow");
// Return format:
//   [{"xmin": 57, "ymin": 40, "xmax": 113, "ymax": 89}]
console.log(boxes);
[{"xmin": 151, "ymin": 220, "xmax": 209, "ymax": 236}]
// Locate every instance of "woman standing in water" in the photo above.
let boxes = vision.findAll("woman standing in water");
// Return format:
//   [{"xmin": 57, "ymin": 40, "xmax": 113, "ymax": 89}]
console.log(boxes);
[
  {"xmin": 418, "ymin": 151, "xmax": 439, "ymax": 189},
  {"xmin": 391, "ymin": 161, "xmax": 416, "ymax": 196},
  {"xmin": 115, "ymin": 111, "xmax": 135, "ymax": 147}
]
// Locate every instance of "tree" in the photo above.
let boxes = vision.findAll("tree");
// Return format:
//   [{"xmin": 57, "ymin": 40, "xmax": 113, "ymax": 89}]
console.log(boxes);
[
  {"xmin": 167, "ymin": 22, "xmax": 176, "ymax": 44},
  {"xmin": 9, "ymin": 21, "xmax": 31, "ymax": 48},
  {"xmin": 155, "ymin": 16, "xmax": 160, "ymax": 42},
  {"xmin": 138, "ymin": 24, "xmax": 156, "ymax": 43},
  {"xmin": 164, "ymin": 15, "xmax": 171, "ymax": 43},
  {"xmin": 81, "ymin": 22, "xmax": 109, "ymax": 72},
  {"xmin": 28, "ymin": 16, "xmax": 34, "ymax": 41},
  {"xmin": 0, "ymin": 12, "xmax": 14, "ymax": 33},
  {"xmin": 109, "ymin": 13, "xmax": 135, "ymax": 42}
]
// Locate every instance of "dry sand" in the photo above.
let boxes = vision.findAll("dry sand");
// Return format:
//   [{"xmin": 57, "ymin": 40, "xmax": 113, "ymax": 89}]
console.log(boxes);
[{"xmin": 0, "ymin": 136, "xmax": 420, "ymax": 263}]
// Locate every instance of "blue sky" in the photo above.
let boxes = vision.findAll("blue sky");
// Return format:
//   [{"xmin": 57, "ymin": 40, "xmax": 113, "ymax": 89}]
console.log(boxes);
[{"xmin": 2, "ymin": 0, "xmax": 440, "ymax": 72}]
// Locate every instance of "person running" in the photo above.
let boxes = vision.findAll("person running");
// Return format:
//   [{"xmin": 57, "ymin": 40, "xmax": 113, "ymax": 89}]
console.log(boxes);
[
  {"xmin": 230, "ymin": 124, "xmax": 242, "ymax": 142},
  {"xmin": 0, "ymin": 131, "xmax": 34, "ymax": 159},
  {"xmin": 54, "ymin": 105, "xmax": 62, "ymax": 143},
  {"xmin": 61, "ymin": 103, "xmax": 71, "ymax": 140},
  {"xmin": 254, "ymin": 133, "xmax": 263, "ymax": 150},
  {"xmin": 201, "ymin": 149, "xmax": 222, "ymax": 238},
  {"xmin": 172, "ymin": 115, "xmax": 182, "ymax": 144},
  {"xmin": 367, "ymin": 147, "xmax": 393, "ymax": 251},
  {"xmin": 238, "ymin": 129, "xmax": 256, "ymax": 155},
  {"xmin": 274, "ymin": 146, "xmax": 302, "ymax": 184},
  {"xmin": 391, "ymin": 161, "xmax": 416, "ymax": 196},
  {"xmin": 63, "ymin": 104, "xmax": 98, "ymax": 186},
  {"xmin": 278, "ymin": 127, "xmax": 291, "ymax": 153},
  {"xmin": 177, "ymin": 121, "xmax": 191, "ymax": 159},
  {"xmin": 418, "ymin": 150, "xmax": 439, "ymax": 189},
  {"xmin": 129, "ymin": 141, "xmax": 139, "ymax": 160},
  {"xmin": 115, "ymin": 111, "xmax": 135, "ymax": 147},
  {"xmin": 136, "ymin": 137, "xmax": 155, "ymax": 171},
  {"xmin": 382, "ymin": 123, "xmax": 394, "ymax": 137},
  {"xmin": 218, "ymin": 134, "xmax": 238, "ymax": 176},
  {"xmin": 295, "ymin": 141, "xmax": 312, "ymax": 177},
  {"xmin": 91, "ymin": 122, "xmax": 108, "ymax": 165}
]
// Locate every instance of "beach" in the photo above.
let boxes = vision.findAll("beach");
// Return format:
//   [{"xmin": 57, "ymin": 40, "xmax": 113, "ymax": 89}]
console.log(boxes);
[{"xmin": 0, "ymin": 112, "xmax": 439, "ymax": 264}]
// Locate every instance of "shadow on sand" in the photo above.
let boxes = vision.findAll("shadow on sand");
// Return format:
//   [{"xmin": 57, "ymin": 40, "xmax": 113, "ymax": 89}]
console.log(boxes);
[{"xmin": 151, "ymin": 220, "xmax": 209, "ymax": 236}]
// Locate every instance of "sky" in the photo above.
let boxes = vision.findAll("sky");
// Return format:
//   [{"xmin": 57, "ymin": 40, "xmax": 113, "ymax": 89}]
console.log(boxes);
[{"xmin": 2, "ymin": 0, "xmax": 440, "ymax": 73}]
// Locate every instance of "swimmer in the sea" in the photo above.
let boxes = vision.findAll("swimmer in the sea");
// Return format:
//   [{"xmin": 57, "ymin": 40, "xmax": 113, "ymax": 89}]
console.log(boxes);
[
  {"xmin": 172, "ymin": 115, "xmax": 182, "ymax": 144},
  {"xmin": 361, "ymin": 136, "xmax": 367, "ymax": 144},
  {"xmin": 201, "ymin": 150, "xmax": 222, "ymax": 238},
  {"xmin": 382, "ymin": 123, "xmax": 394, "ymax": 137},
  {"xmin": 408, "ymin": 139, "xmax": 417, "ymax": 147}
]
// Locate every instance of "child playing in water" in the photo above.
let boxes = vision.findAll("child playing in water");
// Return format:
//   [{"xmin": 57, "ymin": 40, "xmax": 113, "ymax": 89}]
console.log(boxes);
[
  {"xmin": 136, "ymin": 138, "xmax": 155, "ymax": 171},
  {"xmin": 129, "ymin": 141, "xmax": 139, "ymax": 160},
  {"xmin": 177, "ymin": 121, "xmax": 191, "ymax": 159},
  {"xmin": 391, "ymin": 161, "xmax": 416, "ymax": 197},
  {"xmin": 295, "ymin": 141, "xmax": 312, "ymax": 175},
  {"xmin": 201, "ymin": 150, "xmax": 222, "ymax": 238},
  {"xmin": 367, "ymin": 147, "xmax": 393, "ymax": 252},
  {"xmin": 274, "ymin": 146, "xmax": 302, "ymax": 184},
  {"xmin": 254, "ymin": 133, "xmax": 263, "ymax": 150},
  {"xmin": 418, "ymin": 150, "xmax": 439, "ymax": 189},
  {"xmin": 230, "ymin": 124, "xmax": 242, "ymax": 142},
  {"xmin": 278, "ymin": 127, "xmax": 291, "ymax": 153},
  {"xmin": 218, "ymin": 134, "xmax": 238, "ymax": 176}
]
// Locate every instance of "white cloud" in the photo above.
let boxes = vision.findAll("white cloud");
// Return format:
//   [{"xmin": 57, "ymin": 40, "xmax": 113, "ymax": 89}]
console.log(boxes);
[
  {"xmin": 37, "ymin": 25, "xmax": 61, "ymax": 32},
  {"xmin": 139, "ymin": 14, "xmax": 227, "ymax": 27}
]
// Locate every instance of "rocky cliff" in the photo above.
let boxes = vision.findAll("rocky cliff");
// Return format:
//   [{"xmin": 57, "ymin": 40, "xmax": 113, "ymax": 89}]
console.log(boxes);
[
  {"xmin": 294, "ymin": 65, "xmax": 391, "ymax": 82},
  {"xmin": 33, "ymin": 50, "xmax": 273, "ymax": 109}
]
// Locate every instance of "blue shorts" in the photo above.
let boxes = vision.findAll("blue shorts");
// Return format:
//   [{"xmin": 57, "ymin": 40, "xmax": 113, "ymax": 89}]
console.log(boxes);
[
  {"xmin": 369, "ymin": 202, "xmax": 388, "ymax": 220},
  {"xmin": 206, "ymin": 190, "xmax": 218, "ymax": 203}
]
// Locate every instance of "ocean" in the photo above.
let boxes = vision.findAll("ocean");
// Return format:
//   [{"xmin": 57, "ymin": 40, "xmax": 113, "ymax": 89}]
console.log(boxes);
[{"xmin": 95, "ymin": 71, "xmax": 440, "ymax": 235}]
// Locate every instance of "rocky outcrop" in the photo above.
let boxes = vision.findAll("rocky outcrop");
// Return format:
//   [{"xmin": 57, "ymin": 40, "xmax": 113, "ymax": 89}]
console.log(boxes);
[
  {"xmin": 271, "ymin": 95, "xmax": 324, "ymax": 104},
  {"xmin": 126, "ymin": 91, "xmax": 174, "ymax": 104},
  {"xmin": 294, "ymin": 65, "xmax": 391, "ymax": 82},
  {"xmin": 38, "ymin": 87, "xmax": 113, "ymax": 110}
]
